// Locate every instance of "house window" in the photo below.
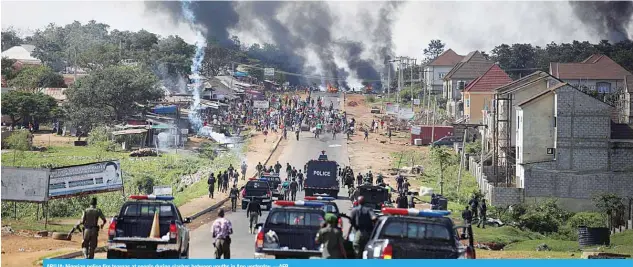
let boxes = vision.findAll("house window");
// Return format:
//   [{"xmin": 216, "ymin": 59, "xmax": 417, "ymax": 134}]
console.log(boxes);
[
  {"xmin": 457, "ymin": 81, "xmax": 466, "ymax": 90},
  {"xmin": 438, "ymin": 73, "xmax": 445, "ymax": 79},
  {"xmin": 517, "ymin": 115, "xmax": 520, "ymax": 129},
  {"xmin": 466, "ymin": 99, "xmax": 470, "ymax": 107},
  {"xmin": 553, "ymin": 116, "xmax": 557, "ymax": 127},
  {"xmin": 597, "ymin": 82, "xmax": 611, "ymax": 93}
]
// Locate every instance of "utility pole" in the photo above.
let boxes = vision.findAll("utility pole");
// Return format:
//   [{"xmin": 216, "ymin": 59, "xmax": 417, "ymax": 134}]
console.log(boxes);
[
  {"xmin": 230, "ymin": 62, "xmax": 235, "ymax": 90},
  {"xmin": 410, "ymin": 58, "xmax": 416, "ymax": 108},
  {"xmin": 457, "ymin": 127, "xmax": 469, "ymax": 194},
  {"xmin": 387, "ymin": 63, "xmax": 391, "ymax": 102},
  {"xmin": 431, "ymin": 95, "xmax": 437, "ymax": 143}
]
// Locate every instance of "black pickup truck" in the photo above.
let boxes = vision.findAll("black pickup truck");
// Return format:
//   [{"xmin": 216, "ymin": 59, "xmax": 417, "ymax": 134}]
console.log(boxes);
[
  {"xmin": 106, "ymin": 195, "xmax": 191, "ymax": 259},
  {"xmin": 259, "ymin": 173, "xmax": 283, "ymax": 200},
  {"xmin": 352, "ymin": 184, "xmax": 392, "ymax": 211},
  {"xmin": 361, "ymin": 208, "xmax": 475, "ymax": 259},
  {"xmin": 242, "ymin": 180, "xmax": 273, "ymax": 210},
  {"xmin": 254, "ymin": 201, "xmax": 325, "ymax": 259}
]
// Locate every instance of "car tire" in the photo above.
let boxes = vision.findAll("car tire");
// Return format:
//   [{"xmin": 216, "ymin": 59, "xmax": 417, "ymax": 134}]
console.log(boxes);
[{"xmin": 106, "ymin": 250, "xmax": 118, "ymax": 259}]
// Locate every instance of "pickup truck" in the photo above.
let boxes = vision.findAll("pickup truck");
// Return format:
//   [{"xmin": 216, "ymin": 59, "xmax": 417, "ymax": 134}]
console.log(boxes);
[
  {"xmin": 106, "ymin": 195, "xmax": 191, "ymax": 259},
  {"xmin": 254, "ymin": 200, "xmax": 325, "ymax": 259},
  {"xmin": 259, "ymin": 173, "xmax": 283, "ymax": 200},
  {"xmin": 242, "ymin": 180, "xmax": 273, "ymax": 210},
  {"xmin": 362, "ymin": 208, "xmax": 475, "ymax": 259},
  {"xmin": 352, "ymin": 184, "xmax": 392, "ymax": 211}
]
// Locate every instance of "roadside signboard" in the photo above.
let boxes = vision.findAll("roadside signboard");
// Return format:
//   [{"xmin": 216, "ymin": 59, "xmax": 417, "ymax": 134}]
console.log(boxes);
[
  {"xmin": 413, "ymin": 99, "xmax": 421, "ymax": 105},
  {"xmin": 411, "ymin": 126, "xmax": 421, "ymax": 135},
  {"xmin": 1, "ymin": 167, "xmax": 50, "ymax": 202},
  {"xmin": 253, "ymin": 100, "xmax": 270, "ymax": 109},
  {"xmin": 153, "ymin": 186, "xmax": 173, "ymax": 196},
  {"xmin": 264, "ymin": 68, "xmax": 275, "ymax": 76},
  {"xmin": 48, "ymin": 160, "xmax": 123, "ymax": 198}
]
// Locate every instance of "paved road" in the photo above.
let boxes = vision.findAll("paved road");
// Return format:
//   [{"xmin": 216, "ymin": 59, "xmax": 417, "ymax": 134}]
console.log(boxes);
[{"xmin": 190, "ymin": 92, "xmax": 354, "ymax": 259}]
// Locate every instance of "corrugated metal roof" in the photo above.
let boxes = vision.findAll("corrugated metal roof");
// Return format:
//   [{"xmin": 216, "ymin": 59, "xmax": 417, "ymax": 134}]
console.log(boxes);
[{"xmin": 112, "ymin": 129, "xmax": 148, "ymax": 136}]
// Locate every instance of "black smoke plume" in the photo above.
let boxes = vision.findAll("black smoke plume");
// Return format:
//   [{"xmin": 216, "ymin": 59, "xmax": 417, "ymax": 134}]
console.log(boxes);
[
  {"xmin": 569, "ymin": 1, "xmax": 633, "ymax": 43},
  {"xmin": 145, "ymin": 1, "xmax": 239, "ymax": 46},
  {"xmin": 336, "ymin": 40, "xmax": 380, "ymax": 83}
]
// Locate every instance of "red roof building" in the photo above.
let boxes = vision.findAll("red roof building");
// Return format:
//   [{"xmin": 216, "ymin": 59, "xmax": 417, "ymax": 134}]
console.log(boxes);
[
  {"xmin": 427, "ymin": 49, "xmax": 464, "ymax": 66},
  {"xmin": 550, "ymin": 54, "xmax": 632, "ymax": 93},
  {"xmin": 462, "ymin": 64, "xmax": 513, "ymax": 123}
]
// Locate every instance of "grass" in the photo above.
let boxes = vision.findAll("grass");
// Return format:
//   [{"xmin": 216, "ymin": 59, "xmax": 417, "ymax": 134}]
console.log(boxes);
[{"xmin": 1, "ymin": 139, "xmax": 246, "ymax": 228}]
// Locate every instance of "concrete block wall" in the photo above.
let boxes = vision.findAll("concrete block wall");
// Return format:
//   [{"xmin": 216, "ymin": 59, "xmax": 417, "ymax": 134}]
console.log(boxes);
[
  {"xmin": 469, "ymin": 157, "xmax": 523, "ymax": 207},
  {"xmin": 610, "ymin": 142, "xmax": 633, "ymax": 172}
]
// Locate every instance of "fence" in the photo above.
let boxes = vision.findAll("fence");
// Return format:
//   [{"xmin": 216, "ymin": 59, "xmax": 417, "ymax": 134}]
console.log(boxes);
[{"xmin": 468, "ymin": 157, "xmax": 523, "ymax": 207}]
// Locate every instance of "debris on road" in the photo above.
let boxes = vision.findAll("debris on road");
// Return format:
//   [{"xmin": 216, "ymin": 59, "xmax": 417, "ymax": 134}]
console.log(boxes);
[
  {"xmin": 347, "ymin": 101, "xmax": 359, "ymax": 107},
  {"xmin": 129, "ymin": 148, "xmax": 158, "ymax": 157}
]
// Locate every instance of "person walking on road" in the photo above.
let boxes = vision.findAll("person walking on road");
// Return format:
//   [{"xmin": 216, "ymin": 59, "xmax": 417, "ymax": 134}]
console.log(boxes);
[
  {"xmin": 78, "ymin": 197, "xmax": 106, "ymax": 259},
  {"xmin": 315, "ymin": 213, "xmax": 347, "ymax": 259},
  {"xmin": 295, "ymin": 126, "xmax": 300, "ymax": 141},
  {"xmin": 289, "ymin": 178, "xmax": 299, "ymax": 201},
  {"xmin": 350, "ymin": 196, "xmax": 376, "ymax": 258},
  {"xmin": 275, "ymin": 161, "xmax": 282, "ymax": 174},
  {"xmin": 241, "ymin": 161, "xmax": 248, "ymax": 180},
  {"xmin": 477, "ymin": 199, "xmax": 487, "ymax": 228},
  {"xmin": 207, "ymin": 172, "xmax": 216, "ymax": 198},
  {"xmin": 297, "ymin": 171, "xmax": 304, "ymax": 191},
  {"xmin": 246, "ymin": 199, "xmax": 262, "ymax": 234},
  {"xmin": 229, "ymin": 185, "xmax": 240, "ymax": 212},
  {"xmin": 364, "ymin": 128, "xmax": 369, "ymax": 141},
  {"xmin": 211, "ymin": 209, "xmax": 233, "ymax": 259}
]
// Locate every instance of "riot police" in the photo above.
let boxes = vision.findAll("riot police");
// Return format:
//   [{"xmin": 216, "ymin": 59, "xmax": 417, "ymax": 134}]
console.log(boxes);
[{"xmin": 78, "ymin": 197, "xmax": 106, "ymax": 259}]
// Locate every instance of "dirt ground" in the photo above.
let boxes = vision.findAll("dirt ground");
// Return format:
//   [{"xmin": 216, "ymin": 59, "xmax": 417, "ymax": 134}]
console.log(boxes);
[
  {"xmin": 0, "ymin": 129, "xmax": 287, "ymax": 266},
  {"xmin": 344, "ymin": 94, "xmax": 430, "ymax": 208}
]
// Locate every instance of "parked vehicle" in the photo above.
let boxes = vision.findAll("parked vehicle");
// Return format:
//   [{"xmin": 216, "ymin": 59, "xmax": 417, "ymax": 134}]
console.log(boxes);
[
  {"xmin": 106, "ymin": 195, "xmax": 191, "ymax": 259},
  {"xmin": 432, "ymin": 136, "xmax": 458, "ymax": 147}
]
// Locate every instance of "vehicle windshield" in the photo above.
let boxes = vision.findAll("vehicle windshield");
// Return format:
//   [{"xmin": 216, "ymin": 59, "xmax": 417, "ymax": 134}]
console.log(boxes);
[
  {"xmin": 122, "ymin": 203, "xmax": 177, "ymax": 219},
  {"xmin": 246, "ymin": 181, "xmax": 270, "ymax": 189},
  {"xmin": 266, "ymin": 210, "xmax": 324, "ymax": 227},
  {"xmin": 380, "ymin": 221, "xmax": 452, "ymax": 241},
  {"xmin": 323, "ymin": 203, "xmax": 339, "ymax": 214},
  {"xmin": 359, "ymin": 188, "xmax": 388, "ymax": 204}
]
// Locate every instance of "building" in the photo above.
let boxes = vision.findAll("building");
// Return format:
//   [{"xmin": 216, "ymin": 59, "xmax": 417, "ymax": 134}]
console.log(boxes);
[
  {"xmin": 550, "ymin": 54, "xmax": 631, "ymax": 93},
  {"xmin": 1, "ymin": 45, "xmax": 42, "ymax": 67},
  {"xmin": 462, "ymin": 64, "xmax": 512, "ymax": 123},
  {"xmin": 443, "ymin": 51, "xmax": 494, "ymax": 120},
  {"xmin": 423, "ymin": 49, "xmax": 464, "ymax": 95},
  {"xmin": 616, "ymin": 75, "xmax": 633, "ymax": 124},
  {"xmin": 515, "ymin": 82, "xmax": 633, "ymax": 211}
]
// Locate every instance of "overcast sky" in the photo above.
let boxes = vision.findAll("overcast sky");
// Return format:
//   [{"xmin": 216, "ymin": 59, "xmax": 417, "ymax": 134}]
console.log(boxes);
[{"xmin": 2, "ymin": 1, "xmax": 629, "ymax": 58}]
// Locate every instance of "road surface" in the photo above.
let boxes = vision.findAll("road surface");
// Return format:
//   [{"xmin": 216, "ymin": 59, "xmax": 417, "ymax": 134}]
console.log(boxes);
[{"xmin": 190, "ymin": 92, "xmax": 354, "ymax": 259}]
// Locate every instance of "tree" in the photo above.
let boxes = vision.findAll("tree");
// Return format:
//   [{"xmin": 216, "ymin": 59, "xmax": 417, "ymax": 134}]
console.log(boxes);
[
  {"xmin": 65, "ymin": 65, "xmax": 162, "ymax": 128},
  {"xmin": 430, "ymin": 146, "xmax": 452, "ymax": 195},
  {"xmin": 592, "ymin": 193, "xmax": 626, "ymax": 232},
  {"xmin": 201, "ymin": 43, "xmax": 233, "ymax": 77},
  {"xmin": 1, "ymin": 57, "xmax": 18, "ymax": 80},
  {"xmin": 1, "ymin": 29, "xmax": 23, "ymax": 52},
  {"xmin": 423, "ymin": 39, "xmax": 445, "ymax": 60},
  {"xmin": 1, "ymin": 90, "xmax": 59, "ymax": 126},
  {"xmin": 7, "ymin": 65, "xmax": 66, "ymax": 92}
]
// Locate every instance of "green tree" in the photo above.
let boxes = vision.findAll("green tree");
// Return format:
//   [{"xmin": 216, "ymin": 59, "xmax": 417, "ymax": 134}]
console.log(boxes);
[
  {"xmin": 1, "ymin": 90, "xmax": 59, "ymax": 126},
  {"xmin": 423, "ymin": 39, "xmax": 445, "ymax": 60},
  {"xmin": 65, "ymin": 65, "xmax": 162, "ymax": 128},
  {"xmin": 430, "ymin": 146, "xmax": 453, "ymax": 195},
  {"xmin": 1, "ymin": 29, "xmax": 23, "ymax": 52},
  {"xmin": 202, "ymin": 43, "xmax": 234, "ymax": 77},
  {"xmin": 150, "ymin": 35, "xmax": 195, "ymax": 77},
  {"xmin": 592, "ymin": 193, "xmax": 626, "ymax": 231},
  {"xmin": 7, "ymin": 65, "xmax": 66, "ymax": 92},
  {"xmin": 1, "ymin": 57, "xmax": 18, "ymax": 80}
]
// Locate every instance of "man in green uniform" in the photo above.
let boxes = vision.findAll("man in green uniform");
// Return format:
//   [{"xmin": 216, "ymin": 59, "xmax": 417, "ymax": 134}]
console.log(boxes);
[
  {"xmin": 315, "ymin": 213, "xmax": 346, "ymax": 259},
  {"xmin": 78, "ymin": 197, "xmax": 106, "ymax": 259},
  {"xmin": 350, "ymin": 196, "xmax": 376, "ymax": 258}
]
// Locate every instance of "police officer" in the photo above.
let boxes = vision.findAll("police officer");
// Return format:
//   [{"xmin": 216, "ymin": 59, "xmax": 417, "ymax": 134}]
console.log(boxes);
[
  {"xmin": 315, "ymin": 213, "xmax": 346, "ymax": 259},
  {"xmin": 407, "ymin": 194, "xmax": 422, "ymax": 209},
  {"xmin": 229, "ymin": 184, "xmax": 240, "ymax": 212},
  {"xmin": 274, "ymin": 161, "xmax": 282, "ymax": 174},
  {"xmin": 246, "ymin": 199, "xmax": 262, "ymax": 234},
  {"xmin": 396, "ymin": 193, "xmax": 408, "ymax": 208},
  {"xmin": 477, "ymin": 199, "xmax": 487, "ymax": 228},
  {"xmin": 289, "ymin": 178, "xmax": 299, "ymax": 201},
  {"xmin": 468, "ymin": 195, "xmax": 479, "ymax": 221},
  {"xmin": 367, "ymin": 171, "xmax": 373, "ymax": 184},
  {"xmin": 462, "ymin": 205, "xmax": 473, "ymax": 225},
  {"xmin": 350, "ymin": 196, "xmax": 377, "ymax": 258},
  {"xmin": 78, "ymin": 197, "xmax": 106, "ymax": 259},
  {"xmin": 356, "ymin": 173, "xmax": 363, "ymax": 186},
  {"xmin": 256, "ymin": 162, "xmax": 263, "ymax": 176},
  {"xmin": 207, "ymin": 172, "xmax": 216, "ymax": 198},
  {"xmin": 375, "ymin": 173, "xmax": 384, "ymax": 185}
]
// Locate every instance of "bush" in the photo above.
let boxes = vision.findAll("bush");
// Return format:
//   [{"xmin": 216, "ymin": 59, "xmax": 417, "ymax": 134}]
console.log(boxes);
[
  {"xmin": 88, "ymin": 126, "xmax": 117, "ymax": 152},
  {"xmin": 519, "ymin": 211, "xmax": 561, "ymax": 233},
  {"xmin": 366, "ymin": 95, "xmax": 376, "ymax": 103},
  {"xmin": 567, "ymin": 212, "xmax": 606, "ymax": 229},
  {"xmin": 5, "ymin": 129, "xmax": 32, "ymax": 151}
]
